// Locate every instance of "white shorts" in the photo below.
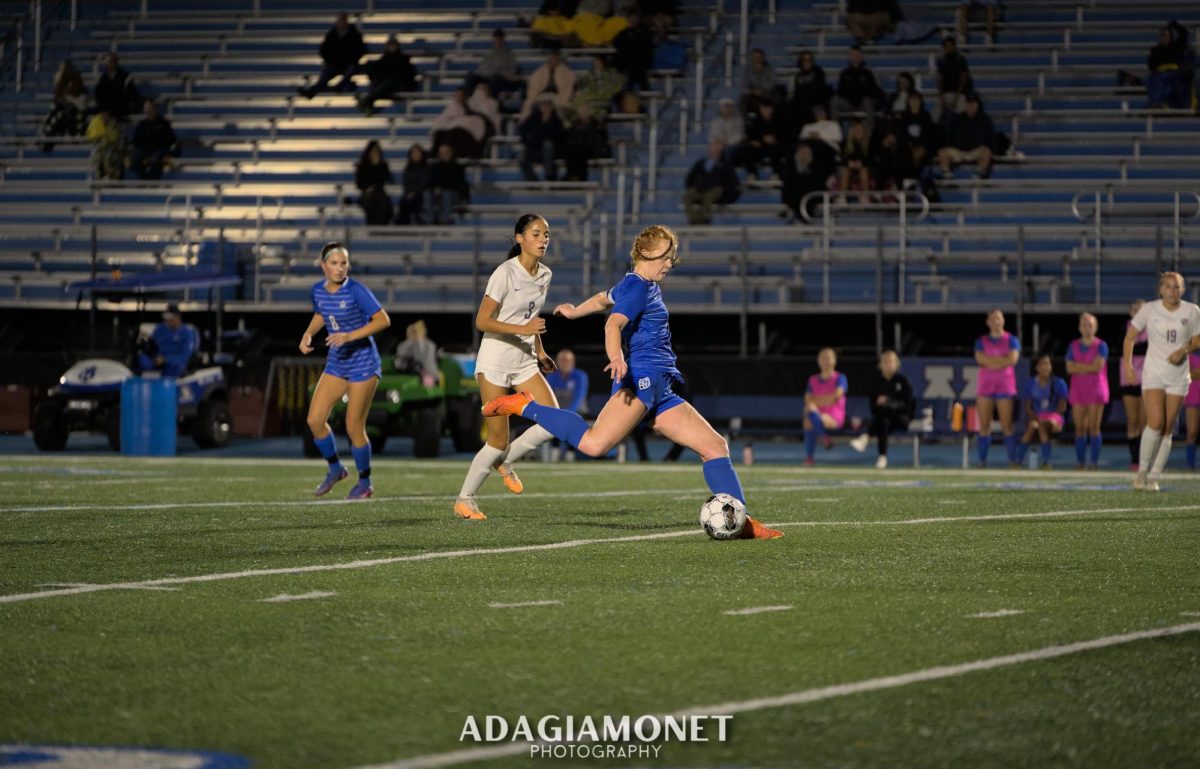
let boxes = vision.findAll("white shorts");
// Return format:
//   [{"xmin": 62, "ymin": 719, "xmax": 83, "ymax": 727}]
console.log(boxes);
[
  {"xmin": 476, "ymin": 359, "xmax": 541, "ymax": 389},
  {"xmin": 1141, "ymin": 361, "xmax": 1190, "ymax": 396}
]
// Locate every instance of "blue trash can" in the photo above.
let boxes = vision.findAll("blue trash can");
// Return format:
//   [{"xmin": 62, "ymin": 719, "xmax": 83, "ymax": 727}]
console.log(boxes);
[{"xmin": 121, "ymin": 377, "xmax": 177, "ymax": 456}]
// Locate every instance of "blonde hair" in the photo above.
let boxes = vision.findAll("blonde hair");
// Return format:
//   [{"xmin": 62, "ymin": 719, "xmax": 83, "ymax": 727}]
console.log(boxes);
[
  {"xmin": 879, "ymin": 349, "xmax": 900, "ymax": 367},
  {"xmin": 629, "ymin": 225, "xmax": 679, "ymax": 265},
  {"xmin": 1160, "ymin": 271, "xmax": 1185, "ymax": 289}
]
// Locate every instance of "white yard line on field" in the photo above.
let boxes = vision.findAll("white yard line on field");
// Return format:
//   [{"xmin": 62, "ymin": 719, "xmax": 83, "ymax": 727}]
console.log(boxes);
[
  {"xmin": 2, "ymin": 504, "xmax": 1196, "ymax": 606},
  {"xmin": 259, "ymin": 591, "xmax": 336, "ymax": 603},
  {"xmin": 488, "ymin": 600, "xmax": 562, "ymax": 609},
  {"xmin": 352, "ymin": 621, "xmax": 1200, "ymax": 769},
  {"xmin": 967, "ymin": 609, "xmax": 1026, "ymax": 618},
  {"xmin": 722, "ymin": 605, "xmax": 793, "ymax": 616}
]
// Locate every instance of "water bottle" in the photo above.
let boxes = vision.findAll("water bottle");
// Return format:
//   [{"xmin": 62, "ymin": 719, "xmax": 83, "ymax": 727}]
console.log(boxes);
[
  {"xmin": 742, "ymin": 442, "xmax": 754, "ymax": 465},
  {"xmin": 951, "ymin": 402, "xmax": 964, "ymax": 432},
  {"xmin": 1027, "ymin": 447, "xmax": 1039, "ymax": 470}
]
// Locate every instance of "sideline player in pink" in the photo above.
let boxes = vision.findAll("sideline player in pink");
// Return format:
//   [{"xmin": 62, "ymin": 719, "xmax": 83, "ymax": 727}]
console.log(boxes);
[
  {"xmin": 1119, "ymin": 300, "xmax": 1148, "ymax": 470},
  {"xmin": 974, "ymin": 308, "xmax": 1021, "ymax": 467},
  {"xmin": 802, "ymin": 347, "xmax": 847, "ymax": 466},
  {"xmin": 1018, "ymin": 354, "xmax": 1068, "ymax": 469},
  {"xmin": 1065, "ymin": 312, "xmax": 1109, "ymax": 469},
  {"xmin": 1185, "ymin": 352, "xmax": 1200, "ymax": 471},
  {"xmin": 1124, "ymin": 272, "xmax": 1200, "ymax": 491}
]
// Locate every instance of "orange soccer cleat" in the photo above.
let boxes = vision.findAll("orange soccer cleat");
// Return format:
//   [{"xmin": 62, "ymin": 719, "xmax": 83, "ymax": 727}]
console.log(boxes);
[
  {"xmin": 453, "ymin": 497, "xmax": 487, "ymax": 520},
  {"xmin": 481, "ymin": 391, "xmax": 534, "ymax": 418},
  {"xmin": 498, "ymin": 463, "xmax": 524, "ymax": 494},
  {"xmin": 739, "ymin": 516, "xmax": 784, "ymax": 539}
]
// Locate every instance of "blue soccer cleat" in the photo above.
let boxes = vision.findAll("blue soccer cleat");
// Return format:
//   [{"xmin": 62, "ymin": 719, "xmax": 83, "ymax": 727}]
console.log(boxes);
[
  {"xmin": 346, "ymin": 478, "xmax": 373, "ymax": 500},
  {"xmin": 315, "ymin": 465, "xmax": 348, "ymax": 497}
]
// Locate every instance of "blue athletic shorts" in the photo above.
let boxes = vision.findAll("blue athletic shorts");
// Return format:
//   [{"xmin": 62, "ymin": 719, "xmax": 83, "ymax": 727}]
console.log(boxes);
[
  {"xmin": 612, "ymin": 369, "xmax": 686, "ymax": 418},
  {"xmin": 324, "ymin": 345, "xmax": 382, "ymax": 382}
]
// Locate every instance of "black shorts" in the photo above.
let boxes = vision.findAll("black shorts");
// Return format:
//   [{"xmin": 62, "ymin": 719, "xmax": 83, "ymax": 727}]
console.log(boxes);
[{"xmin": 1118, "ymin": 385, "xmax": 1141, "ymax": 399}]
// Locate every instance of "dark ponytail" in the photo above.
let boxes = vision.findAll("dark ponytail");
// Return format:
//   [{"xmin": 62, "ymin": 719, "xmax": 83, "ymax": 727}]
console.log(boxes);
[{"xmin": 508, "ymin": 213, "xmax": 545, "ymax": 259}]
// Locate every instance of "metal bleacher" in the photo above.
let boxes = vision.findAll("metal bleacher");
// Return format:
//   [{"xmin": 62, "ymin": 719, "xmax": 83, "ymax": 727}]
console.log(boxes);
[{"xmin": 0, "ymin": 0, "xmax": 1196, "ymax": 317}]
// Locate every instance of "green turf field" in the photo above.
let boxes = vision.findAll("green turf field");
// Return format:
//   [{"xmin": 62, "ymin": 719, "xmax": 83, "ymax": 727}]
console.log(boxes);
[{"xmin": 1, "ymin": 455, "xmax": 1199, "ymax": 769}]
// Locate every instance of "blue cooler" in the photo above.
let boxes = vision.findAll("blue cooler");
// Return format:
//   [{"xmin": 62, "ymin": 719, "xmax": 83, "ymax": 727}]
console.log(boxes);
[{"xmin": 121, "ymin": 377, "xmax": 177, "ymax": 456}]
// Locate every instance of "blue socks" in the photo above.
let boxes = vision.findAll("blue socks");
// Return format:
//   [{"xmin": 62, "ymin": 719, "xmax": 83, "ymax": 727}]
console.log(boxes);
[
  {"xmin": 804, "ymin": 416, "xmax": 826, "ymax": 459},
  {"xmin": 1089, "ymin": 435, "xmax": 1103, "ymax": 465},
  {"xmin": 1040, "ymin": 441, "xmax": 1052, "ymax": 465},
  {"xmin": 524, "ymin": 402, "xmax": 590, "ymax": 451},
  {"xmin": 703, "ymin": 457, "xmax": 746, "ymax": 505},
  {"xmin": 314, "ymin": 432, "xmax": 343, "ymax": 470},
  {"xmin": 351, "ymin": 442, "xmax": 371, "ymax": 480},
  {"xmin": 1075, "ymin": 436, "xmax": 1087, "ymax": 465},
  {"xmin": 1003, "ymin": 435, "xmax": 1018, "ymax": 464},
  {"xmin": 977, "ymin": 435, "xmax": 991, "ymax": 464},
  {"xmin": 1187, "ymin": 443, "xmax": 1196, "ymax": 470}
]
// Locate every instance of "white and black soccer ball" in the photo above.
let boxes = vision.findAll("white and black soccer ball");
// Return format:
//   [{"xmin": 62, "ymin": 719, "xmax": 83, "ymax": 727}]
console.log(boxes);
[{"xmin": 699, "ymin": 493, "xmax": 747, "ymax": 540}]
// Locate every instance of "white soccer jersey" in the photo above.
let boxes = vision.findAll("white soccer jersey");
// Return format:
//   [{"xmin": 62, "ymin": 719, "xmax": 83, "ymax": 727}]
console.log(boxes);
[
  {"xmin": 475, "ymin": 257, "xmax": 553, "ymax": 372},
  {"xmin": 1131, "ymin": 299, "xmax": 1200, "ymax": 387}
]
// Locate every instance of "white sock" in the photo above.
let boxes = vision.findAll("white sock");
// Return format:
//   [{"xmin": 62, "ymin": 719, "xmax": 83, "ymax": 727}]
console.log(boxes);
[
  {"xmin": 459, "ymin": 443, "xmax": 506, "ymax": 498},
  {"xmin": 503, "ymin": 425, "xmax": 554, "ymax": 464},
  {"xmin": 1138, "ymin": 427, "xmax": 1162, "ymax": 472},
  {"xmin": 1150, "ymin": 434, "xmax": 1173, "ymax": 478}
]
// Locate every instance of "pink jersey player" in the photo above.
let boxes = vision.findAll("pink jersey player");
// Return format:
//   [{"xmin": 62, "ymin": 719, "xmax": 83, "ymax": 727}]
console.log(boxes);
[{"xmin": 1067, "ymin": 336, "xmax": 1110, "ymax": 405}]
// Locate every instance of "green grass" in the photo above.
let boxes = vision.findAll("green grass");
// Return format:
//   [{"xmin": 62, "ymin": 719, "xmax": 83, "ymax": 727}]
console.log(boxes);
[{"xmin": 1, "ymin": 456, "xmax": 1199, "ymax": 769}]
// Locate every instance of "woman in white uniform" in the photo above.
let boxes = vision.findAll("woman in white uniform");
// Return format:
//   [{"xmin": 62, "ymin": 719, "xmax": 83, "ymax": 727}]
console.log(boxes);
[
  {"xmin": 1124, "ymin": 271, "xmax": 1200, "ymax": 491},
  {"xmin": 454, "ymin": 214, "xmax": 560, "ymax": 519}
]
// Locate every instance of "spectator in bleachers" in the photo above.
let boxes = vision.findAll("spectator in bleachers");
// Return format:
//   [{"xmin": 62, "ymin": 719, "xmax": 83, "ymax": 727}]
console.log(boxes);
[
  {"xmin": 562, "ymin": 103, "xmax": 610, "ymax": 182},
  {"xmin": 651, "ymin": 20, "xmax": 688, "ymax": 73},
  {"xmin": 429, "ymin": 143, "xmax": 470, "ymax": 225},
  {"xmin": 833, "ymin": 46, "xmax": 883, "ymax": 134},
  {"xmin": 872, "ymin": 123, "xmax": 917, "ymax": 194},
  {"xmin": 735, "ymin": 97, "xmax": 790, "ymax": 179},
  {"xmin": 519, "ymin": 49, "xmax": 577, "ymax": 120},
  {"xmin": 789, "ymin": 50, "xmax": 831, "ymax": 127},
  {"xmin": 956, "ymin": 0, "xmax": 997, "ymax": 45},
  {"xmin": 41, "ymin": 60, "xmax": 89, "ymax": 151},
  {"xmin": 354, "ymin": 140, "xmax": 394, "ymax": 226},
  {"xmin": 899, "ymin": 91, "xmax": 938, "ymax": 168},
  {"xmin": 530, "ymin": 0, "xmax": 577, "ymax": 49},
  {"xmin": 566, "ymin": 55, "xmax": 624, "ymax": 121},
  {"xmin": 571, "ymin": 0, "xmax": 630, "ymax": 48},
  {"xmin": 888, "ymin": 71, "xmax": 915, "ymax": 115},
  {"xmin": 518, "ymin": 97, "xmax": 566, "ymax": 182},
  {"xmin": 85, "ymin": 109, "xmax": 126, "ymax": 180},
  {"xmin": 780, "ymin": 139, "xmax": 836, "ymax": 220},
  {"xmin": 297, "ymin": 12, "xmax": 367, "ymax": 99},
  {"xmin": 1147, "ymin": 24, "xmax": 1193, "ymax": 109},
  {"xmin": 464, "ymin": 29, "xmax": 524, "ymax": 107},
  {"xmin": 130, "ymin": 100, "xmax": 180, "ymax": 180},
  {"xmin": 849, "ymin": 350, "xmax": 915, "ymax": 469},
  {"xmin": 845, "ymin": 0, "xmax": 901, "ymax": 45},
  {"xmin": 467, "ymin": 83, "xmax": 503, "ymax": 143},
  {"xmin": 432, "ymin": 88, "xmax": 489, "ymax": 159},
  {"xmin": 936, "ymin": 36, "xmax": 972, "ymax": 118},
  {"xmin": 94, "ymin": 53, "xmax": 142, "ymax": 121},
  {"xmin": 396, "ymin": 144, "xmax": 432, "ymax": 225},
  {"xmin": 611, "ymin": 17, "xmax": 654, "ymax": 92},
  {"xmin": 356, "ymin": 35, "xmax": 419, "ymax": 116},
  {"xmin": 394, "ymin": 320, "xmax": 440, "ymax": 387},
  {"xmin": 799, "ymin": 103, "xmax": 843, "ymax": 154},
  {"xmin": 708, "ymin": 97, "xmax": 744, "ymax": 161},
  {"xmin": 682, "ymin": 139, "xmax": 740, "ymax": 225},
  {"xmin": 836, "ymin": 118, "xmax": 874, "ymax": 204},
  {"xmin": 937, "ymin": 91, "xmax": 994, "ymax": 177},
  {"xmin": 740, "ymin": 48, "xmax": 785, "ymax": 114}
]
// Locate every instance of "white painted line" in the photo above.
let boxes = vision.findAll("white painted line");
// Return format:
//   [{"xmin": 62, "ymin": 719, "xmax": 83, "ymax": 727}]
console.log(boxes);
[
  {"xmin": 36, "ymin": 582, "xmax": 181, "ymax": 592},
  {"xmin": 3, "ymin": 504, "xmax": 1198, "ymax": 606},
  {"xmin": 259, "ymin": 591, "xmax": 336, "ymax": 603},
  {"xmin": 967, "ymin": 609, "xmax": 1026, "ymax": 619},
  {"xmin": 722, "ymin": 605, "xmax": 793, "ymax": 616},
  {"xmin": 807, "ymin": 498, "xmax": 840, "ymax": 503},
  {"xmin": 1181, "ymin": 611, "xmax": 1200, "ymax": 617},
  {"xmin": 488, "ymin": 600, "xmax": 562, "ymax": 609},
  {"xmin": 937, "ymin": 500, "xmax": 966, "ymax": 505},
  {"xmin": 353, "ymin": 621, "xmax": 1200, "ymax": 769}
]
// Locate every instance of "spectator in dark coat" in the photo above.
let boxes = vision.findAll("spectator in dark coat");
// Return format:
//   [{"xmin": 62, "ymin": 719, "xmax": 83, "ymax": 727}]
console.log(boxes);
[
  {"xmin": 740, "ymin": 48, "xmax": 785, "ymax": 114},
  {"xmin": 561, "ymin": 103, "xmax": 610, "ymax": 181},
  {"xmin": 682, "ymin": 140, "xmax": 741, "ymax": 225},
  {"xmin": 397, "ymin": 144, "xmax": 433, "ymax": 225},
  {"xmin": 833, "ymin": 45, "xmax": 883, "ymax": 133},
  {"xmin": 790, "ymin": 50, "xmax": 831, "ymax": 127},
  {"xmin": 94, "ymin": 53, "xmax": 142, "ymax": 120},
  {"xmin": 41, "ymin": 60, "xmax": 89, "ymax": 150},
  {"xmin": 780, "ymin": 139, "xmax": 836, "ymax": 220},
  {"xmin": 465, "ymin": 28, "xmax": 524, "ymax": 103},
  {"xmin": 130, "ymin": 100, "xmax": 180, "ymax": 180},
  {"xmin": 938, "ymin": 91, "xmax": 995, "ymax": 177},
  {"xmin": 298, "ymin": 13, "xmax": 367, "ymax": 98},
  {"xmin": 846, "ymin": 0, "xmax": 901, "ymax": 45},
  {"xmin": 837, "ymin": 118, "xmax": 875, "ymax": 203},
  {"xmin": 888, "ymin": 71, "xmax": 916, "ymax": 115},
  {"xmin": 611, "ymin": 18, "xmax": 654, "ymax": 91},
  {"xmin": 734, "ymin": 98, "xmax": 791, "ymax": 178},
  {"xmin": 873, "ymin": 123, "xmax": 917, "ymax": 192},
  {"xmin": 936, "ymin": 36, "xmax": 971, "ymax": 118},
  {"xmin": 1147, "ymin": 24, "xmax": 1193, "ymax": 109},
  {"xmin": 357, "ymin": 35, "xmax": 419, "ymax": 115},
  {"xmin": 518, "ymin": 98, "xmax": 566, "ymax": 182},
  {"xmin": 900, "ymin": 91, "xmax": 939, "ymax": 168},
  {"xmin": 429, "ymin": 143, "xmax": 470, "ymax": 225},
  {"xmin": 355, "ymin": 140, "xmax": 395, "ymax": 225}
]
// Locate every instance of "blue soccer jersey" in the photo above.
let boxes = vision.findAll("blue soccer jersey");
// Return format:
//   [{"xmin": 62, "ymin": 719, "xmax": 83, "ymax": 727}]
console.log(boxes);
[
  {"xmin": 607, "ymin": 272, "xmax": 681, "ymax": 379},
  {"xmin": 311, "ymin": 277, "xmax": 383, "ymax": 382},
  {"xmin": 1025, "ymin": 375, "xmax": 1068, "ymax": 413}
]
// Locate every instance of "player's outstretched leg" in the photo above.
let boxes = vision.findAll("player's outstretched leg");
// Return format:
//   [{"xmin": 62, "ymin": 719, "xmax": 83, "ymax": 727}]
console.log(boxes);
[
  {"xmin": 346, "ymin": 442, "xmax": 373, "ymax": 499},
  {"xmin": 700, "ymin": 458, "xmax": 783, "ymax": 539},
  {"xmin": 313, "ymin": 432, "xmax": 349, "ymax": 496}
]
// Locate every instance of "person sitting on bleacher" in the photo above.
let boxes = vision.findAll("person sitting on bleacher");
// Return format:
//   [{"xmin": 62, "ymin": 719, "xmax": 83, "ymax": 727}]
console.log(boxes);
[
  {"xmin": 789, "ymin": 50, "xmax": 831, "ymax": 128},
  {"xmin": 566, "ymin": 54, "xmax": 624, "ymax": 121},
  {"xmin": 394, "ymin": 320, "xmax": 440, "ymax": 387},
  {"xmin": 836, "ymin": 118, "xmax": 874, "ymax": 204},
  {"xmin": 936, "ymin": 36, "xmax": 972, "ymax": 118},
  {"xmin": 1147, "ymin": 24, "xmax": 1194, "ymax": 110},
  {"xmin": 682, "ymin": 140, "xmax": 740, "ymax": 225},
  {"xmin": 297, "ymin": 12, "xmax": 367, "ymax": 99},
  {"xmin": 519, "ymin": 48, "xmax": 577, "ymax": 120},
  {"xmin": 561, "ymin": 103, "xmax": 610, "ymax": 182},
  {"xmin": 798, "ymin": 103, "xmax": 843, "ymax": 154},
  {"xmin": 464, "ymin": 29, "xmax": 525, "ymax": 109},
  {"xmin": 956, "ymin": 0, "xmax": 997, "ymax": 46},
  {"xmin": 845, "ymin": 0, "xmax": 901, "ymax": 46},
  {"xmin": 780, "ymin": 139, "xmax": 836, "ymax": 221},
  {"xmin": 429, "ymin": 144, "xmax": 470, "ymax": 225},
  {"xmin": 740, "ymin": 48, "xmax": 785, "ymax": 115},
  {"xmin": 467, "ymin": 83, "xmax": 502, "ymax": 143},
  {"xmin": 130, "ymin": 100, "xmax": 180, "ymax": 181},
  {"xmin": 833, "ymin": 45, "xmax": 883, "ymax": 135},
  {"xmin": 611, "ymin": 16, "xmax": 654, "ymax": 92},
  {"xmin": 872, "ymin": 122, "xmax": 918, "ymax": 194},
  {"xmin": 848, "ymin": 350, "xmax": 915, "ymax": 469},
  {"xmin": 137, "ymin": 303, "xmax": 198, "ymax": 379},
  {"xmin": 899, "ymin": 91, "xmax": 939, "ymax": 169},
  {"xmin": 396, "ymin": 144, "xmax": 432, "ymax": 225},
  {"xmin": 355, "ymin": 140, "xmax": 395, "ymax": 226},
  {"xmin": 887, "ymin": 72, "xmax": 916, "ymax": 116},
  {"xmin": 85, "ymin": 109, "xmax": 126, "ymax": 181},
  {"xmin": 570, "ymin": 0, "xmax": 630, "ymax": 48},
  {"xmin": 356, "ymin": 34, "xmax": 418, "ymax": 116},
  {"xmin": 41, "ymin": 60, "xmax": 89, "ymax": 152},
  {"xmin": 708, "ymin": 98, "xmax": 744, "ymax": 163},
  {"xmin": 432, "ymin": 88, "xmax": 490, "ymax": 159},
  {"xmin": 518, "ymin": 97, "xmax": 566, "ymax": 182},
  {"xmin": 94, "ymin": 53, "xmax": 142, "ymax": 121},
  {"xmin": 937, "ymin": 91, "xmax": 994, "ymax": 178},
  {"xmin": 734, "ymin": 97, "xmax": 792, "ymax": 179}
]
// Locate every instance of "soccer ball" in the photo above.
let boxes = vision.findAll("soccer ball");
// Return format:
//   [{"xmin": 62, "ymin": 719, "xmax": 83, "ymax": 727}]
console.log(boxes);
[{"xmin": 699, "ymin": 494, "xmax": 747, "ymax": 540}]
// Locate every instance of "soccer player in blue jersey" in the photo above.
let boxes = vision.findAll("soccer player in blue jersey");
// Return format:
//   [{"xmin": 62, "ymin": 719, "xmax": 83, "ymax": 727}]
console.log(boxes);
[
  {"xmin": 1018, "ymin": 354, "xmax": 1068, "ymax": 469},
  {"xmin": 299, "ymin": 242, "xmax": 391, "ymax": 499},
  {"xmin": 482, "ymin": 224, "xmax": 782, "ymax": 539}
]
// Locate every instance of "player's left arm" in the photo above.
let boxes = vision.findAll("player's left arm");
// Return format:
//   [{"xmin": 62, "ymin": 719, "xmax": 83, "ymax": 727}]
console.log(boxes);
[
  {"xmin": 554, "ymin": 291, "xmax": 613, "ymax": 319},
  {"xmin": 534, "ymin": 334, "xmax": 556, "ymax": 373},
  {"xmin": 328, "ymin": 308, "xmax": 391, "ymax": 347}
]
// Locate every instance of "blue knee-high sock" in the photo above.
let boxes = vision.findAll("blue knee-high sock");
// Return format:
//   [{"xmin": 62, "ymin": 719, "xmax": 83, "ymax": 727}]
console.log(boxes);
[
  {"xmin": 977, "ymin": 435, "xmax": 991, "ymax": 464},
  {"xmin": 351, "ymin": 442, "xmax": 371, "ymax": 480},
  {"xmin": 314, "ymin": 432, "xmax": 343, "ymax": 470},
  {"xmin": 1187, "ymin": 443, "xmax": 1197, "ymax": 470},
  {"xmin": 524, "ymin": 402, "xmax": 590, "ymax": 450},
  {"xmin": 804, "ymin": 417, "xmax": 826, "ymax": 459},
  {"xmin": 1074, "ymin": 436, "xmax": 1087, "ymax": 465},
  {"xmin": 1040, "ymin": 441, "xmax": 1053, "ymax": 465},
  {"xmin": 1017, "ymin": 441, "xmax": 1030, "ymax": 463},
  {"xmin": 1003, "ymin": 435, "xmax": 1018, "ymax": 464},
  {"xmin": 702, "ymin": 457, "xmax": 747, "ymax": 505},
  {"xmin": 1089, "ymin": 435, "xmax": 1103, "ymax": 465}
]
